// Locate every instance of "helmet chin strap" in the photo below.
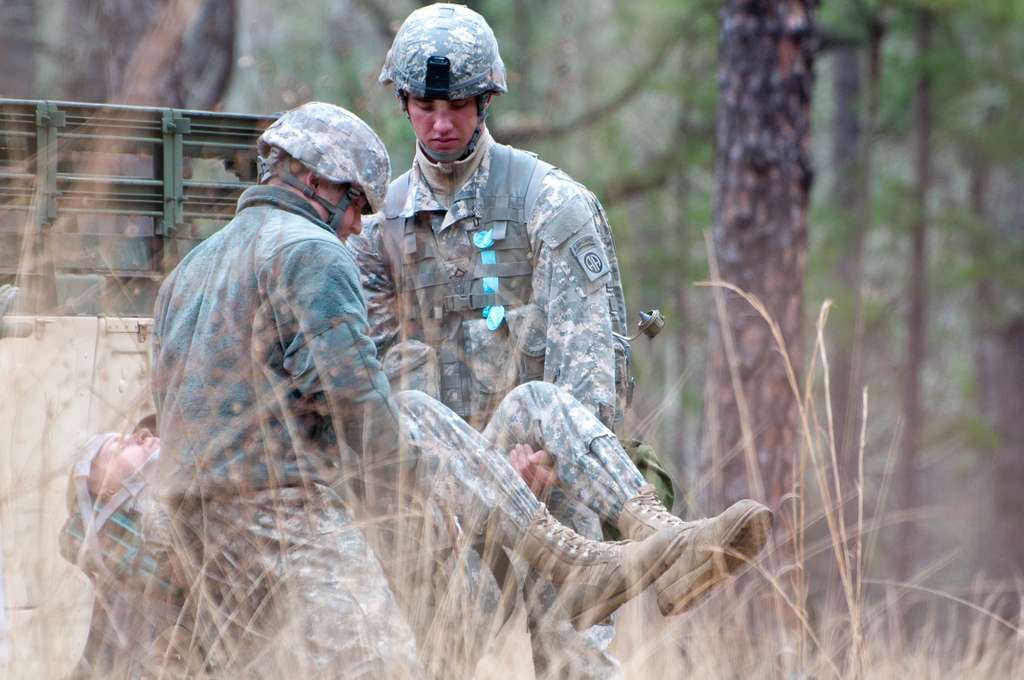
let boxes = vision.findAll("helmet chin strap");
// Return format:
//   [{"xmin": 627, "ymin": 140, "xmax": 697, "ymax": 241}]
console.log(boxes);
[
  {"xmin": 422, "ymin": 143, "xmax": 467, "ymax": 163},
  {"xmin": 274, "ymin": 167, "xmax": 360, "ymax": 233}
]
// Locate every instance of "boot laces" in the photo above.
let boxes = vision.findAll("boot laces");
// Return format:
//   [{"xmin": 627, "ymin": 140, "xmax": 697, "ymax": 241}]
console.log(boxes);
[
  {"xmin": 633, "ymin": 488, "xmax": 708, "ymax": 532},
  {"xmin": 541, "ymin": 513, "xmax": 632, "ymax": 558},
  {"xmin": 543, "ymin": 518, "xmax": 596, "ymax": 557},
  {"xmin": 634, "ymin": 488, "xmax": 680, "ymax": 521}
]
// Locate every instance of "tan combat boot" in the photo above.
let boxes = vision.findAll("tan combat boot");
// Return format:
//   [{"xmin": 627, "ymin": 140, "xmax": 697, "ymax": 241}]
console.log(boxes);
[
  {"xmin": 515, "ymin": 505, "xmax": 689, "ymax": 630},
  {"xmin": 618, "ymin": 484, "xmax": 773, "ymax": 616}
]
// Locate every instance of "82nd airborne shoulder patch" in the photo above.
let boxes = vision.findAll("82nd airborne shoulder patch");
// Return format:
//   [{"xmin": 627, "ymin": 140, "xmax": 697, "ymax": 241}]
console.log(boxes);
[{"xmin": 569, "ymin": 234, "xmax": 610, "ymax": 283}]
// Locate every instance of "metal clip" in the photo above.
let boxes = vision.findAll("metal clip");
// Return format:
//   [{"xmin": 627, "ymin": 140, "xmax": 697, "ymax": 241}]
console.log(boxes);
[
  {"xmin": 636, "ymin": 309, "xmax": 665, "ymax": 339},
  {"xmin": 614, "ymin": 309, "xmax": 665, "ymax": 342},
  {"xmin": 104, "ymin": 318, "xmax": 153, "ymax": 343}
]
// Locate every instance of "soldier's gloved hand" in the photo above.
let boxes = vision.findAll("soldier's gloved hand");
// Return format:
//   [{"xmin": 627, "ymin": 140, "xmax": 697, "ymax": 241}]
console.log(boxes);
[{"xmin": 510, "ymin": 443, "xmax": 558, "ymax": 498}]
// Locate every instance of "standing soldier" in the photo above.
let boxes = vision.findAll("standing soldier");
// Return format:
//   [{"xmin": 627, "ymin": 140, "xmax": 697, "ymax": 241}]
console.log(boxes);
[{"xmin": 349, "ymin": 4, "xmax": 769, "ymax": 677}]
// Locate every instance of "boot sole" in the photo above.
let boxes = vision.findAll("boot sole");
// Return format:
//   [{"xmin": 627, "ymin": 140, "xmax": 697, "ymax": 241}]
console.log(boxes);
[
  {"xmin": 655, "ymin": 501, "xmax": 773, "ymax": 616},
  {"xmin": 567, "ymin": 528, "xmax": 688, "ymax": 630}
]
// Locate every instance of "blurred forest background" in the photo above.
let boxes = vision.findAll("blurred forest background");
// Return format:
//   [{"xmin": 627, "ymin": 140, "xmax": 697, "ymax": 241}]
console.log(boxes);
[{"xmin": 2, "ymin": 0, "xmax": 1024, "ymax": 674}]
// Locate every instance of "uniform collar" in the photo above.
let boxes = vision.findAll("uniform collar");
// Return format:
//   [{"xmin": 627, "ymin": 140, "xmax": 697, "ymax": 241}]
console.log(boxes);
[
  {"xmin": 414, "ymin": 127, "xmax": 492, "ymax": 208},
  {"xmin": 236, "ymin": 185, "xmax": 335, "ymax": 236},
  {"xmin": 404, "ymin": 134, "xmax": 494, "ymax": 232}
]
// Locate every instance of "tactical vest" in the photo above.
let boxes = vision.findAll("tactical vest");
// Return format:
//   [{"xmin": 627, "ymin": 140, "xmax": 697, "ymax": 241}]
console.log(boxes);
[{"xmin": 379, "ymin": 144, "xmax": 633, "ymax": 429}]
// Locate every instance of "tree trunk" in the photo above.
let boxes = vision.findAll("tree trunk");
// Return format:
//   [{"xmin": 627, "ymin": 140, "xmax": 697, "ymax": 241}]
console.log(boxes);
[
  {"xmin": 48, "ymin": 0, "xmax": 237, "ymax": 317},
  {"xmin": 828, "ymin": 38, "xmax": 871, "ymax": 482},
  {"xmin": 61, "ymin": 0, "xmax": 236, "ymax": 108},
  {"xmin": 702, "ymin": 0, "xmax": 816, "ymax": 511},
  {"xmin": 969, "ymin": 160, "xmax": 1024, "ymax": 616},
  {"xmin": 513, "ymin": 0, "xmax": 537, "ymax": 103},
  {"xmin": 982, "ymin": 315, "xmax": 1024, "ymax": 583},
  {"xmin": 895, "ymin": 9, "xmax": 933, "ymax": 584},
  {"xmin": 180, "ymin": 0, "xmax": 236, "ymax": 110},
  {"xmin": 0, "ymin": 0, "xmax": 36, "ymax": 97},
  {"xmin": 62, "ymin": 0, "xmax": 167, "ymax": 102}
]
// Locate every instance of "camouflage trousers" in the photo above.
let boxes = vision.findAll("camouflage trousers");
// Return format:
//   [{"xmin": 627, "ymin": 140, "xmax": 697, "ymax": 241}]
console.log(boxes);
[
  {"xmin": 379, "ymin": 389, "xmax": 542, "ymax": 678},
  {"xmin": 388, "ymin": 383, "xmax": 652, "ymax": 679},
  {"xmin": 482, "ymin": 381, "xmax": 649, "ymax": 680},
  {"xmin": 384, "ymin": 388, "xmax": 659, "ymax": 678},
  {"xmin": 393, "ymin": 389, "xmax": 543, "ymax": 538},
  {"xmin": 483, "ymin": 381, "xmax": 647, "ymax": 520},
  {"xmin": 165, "ymin": 484, "xmax": 424, "ymax": 680}
]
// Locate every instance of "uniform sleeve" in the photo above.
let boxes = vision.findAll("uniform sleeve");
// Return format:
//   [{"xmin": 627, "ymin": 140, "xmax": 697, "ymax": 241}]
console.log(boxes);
[
  {"xmin": 528, "ymin": 176, "xmax": 618, "ymax": 428},
  {"xmin": 347, "ymin": 216, "xmax": 400, "ymax": 359},
  {"xmin": 260, "ymin": 238, "xmax": 402, "ymax": 466}
]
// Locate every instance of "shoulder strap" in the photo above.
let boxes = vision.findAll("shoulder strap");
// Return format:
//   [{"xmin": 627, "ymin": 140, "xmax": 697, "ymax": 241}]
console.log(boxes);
[
  {"xmin": 479, "ymin": 144, "xmax": 553, "ymax": 227},
  {"xmin": 382, "ymin": 169, "xmax": 413, "ymax": 220},
  {"xmin": 523, "ymin": 154, "xmax": 554, "ymax": 221},
  {"xmin": 378, "ymin": 169, "xmax": 416, "ymax": 280}
]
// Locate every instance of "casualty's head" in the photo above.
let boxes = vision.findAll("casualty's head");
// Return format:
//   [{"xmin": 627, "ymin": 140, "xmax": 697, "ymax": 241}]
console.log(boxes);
[
  {"xmin": 257, "ymin": 102, "xmax": 390, "ymax": 238},
  {"xmin": 379, "ymin": 3, "xmax": 507, "ymax": 162},
  {"xmin": 81, "ymin": 428, "xmax": 160, "ymax": 498}
]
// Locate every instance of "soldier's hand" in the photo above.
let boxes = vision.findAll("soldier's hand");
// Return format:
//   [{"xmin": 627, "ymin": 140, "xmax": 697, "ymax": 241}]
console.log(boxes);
[{"xmin": 510, "ymin": 443, "xmax": 558, "ymax": 497}]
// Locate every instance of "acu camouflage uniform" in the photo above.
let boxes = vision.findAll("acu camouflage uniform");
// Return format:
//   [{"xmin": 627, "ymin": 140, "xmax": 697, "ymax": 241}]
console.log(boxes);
[
  {"xmin": 352, "ymin": 133, "xmax": 643, "ymax": 680},
  {"xmin": 351, "ymin": 4, "xmax": 661, "ymax": 677}
]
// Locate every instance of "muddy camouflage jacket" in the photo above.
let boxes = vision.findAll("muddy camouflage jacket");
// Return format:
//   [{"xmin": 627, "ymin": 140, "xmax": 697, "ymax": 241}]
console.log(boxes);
[{"xmin": 152, "ymin": 185, "xmax": 401, "ymax": 498}]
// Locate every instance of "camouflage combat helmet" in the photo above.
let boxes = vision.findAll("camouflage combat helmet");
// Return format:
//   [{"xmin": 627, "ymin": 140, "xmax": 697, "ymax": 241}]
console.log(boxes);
[
  {"xmin": 257, "ymin": 102, "xmax": 391, "ymax": 223},
  {"xmin": 379, "ymin": 3, "xmax": 508, "ymax": 100}
]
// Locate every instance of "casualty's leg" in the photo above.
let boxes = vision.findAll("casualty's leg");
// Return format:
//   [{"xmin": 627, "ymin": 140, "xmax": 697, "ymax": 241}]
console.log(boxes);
[
  {"xmin": 482, "ymin": 382, "xmax": 630, "ymax": 679},
  {"xmin": 482, "ymin": 381, "xmax": 646, "ymax": 521},
  {"xmin": 483, "ymin": 381, "xmax": 774, "ymax": 616},
  {"xmin": 480, "ymin": 377, "xmax": 639, "ymax": 659},
  {"xmin": 525, "ymin": 489, "xmax": 622, "ymax": 680},
  {"xmin": 389, "ymin": 389, "xmax": 693, "ymax": 630}
]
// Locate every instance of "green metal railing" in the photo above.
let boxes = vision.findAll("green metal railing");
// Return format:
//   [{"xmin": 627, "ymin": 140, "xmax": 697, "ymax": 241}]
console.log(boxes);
[{"xmin": 0, "ymin": 99, "xmax": 276, "ymax": 315}]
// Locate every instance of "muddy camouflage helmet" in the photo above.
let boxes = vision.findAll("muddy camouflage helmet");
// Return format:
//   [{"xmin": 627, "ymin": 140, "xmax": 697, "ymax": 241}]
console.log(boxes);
[
  {"xmin": 257, "ymin": 102, "xmax": 390, "ymax": 214},
  {"xmin": 379, "ymin": 3, "xmax": 508, "ymax": 100}
]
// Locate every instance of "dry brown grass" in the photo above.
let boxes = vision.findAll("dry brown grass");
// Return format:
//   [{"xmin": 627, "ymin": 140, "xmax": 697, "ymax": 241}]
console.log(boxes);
[{"xmin": 2, "ymin": 279, "xmax": 1023, "ymax": 678}]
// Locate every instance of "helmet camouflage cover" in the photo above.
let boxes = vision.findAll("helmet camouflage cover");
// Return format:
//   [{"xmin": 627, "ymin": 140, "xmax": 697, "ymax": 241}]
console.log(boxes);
[
  {"xmin": 257, "ymin": 101, "xmax": 391, "ymax": 214},
  {"xmin": 380, "ymin": 3, "xmax": 508, "ymax": 100}
]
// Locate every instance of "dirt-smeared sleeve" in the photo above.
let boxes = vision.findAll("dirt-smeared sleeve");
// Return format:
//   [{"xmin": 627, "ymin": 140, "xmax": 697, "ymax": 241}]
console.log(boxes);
[{"xmin": 261, "ymin": 237, "xmax": 401, "ymax": 468}]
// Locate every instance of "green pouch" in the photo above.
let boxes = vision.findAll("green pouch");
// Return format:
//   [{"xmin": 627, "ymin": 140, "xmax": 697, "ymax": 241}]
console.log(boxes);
[
  {"xmin": 602, "ymin": 438, "xmax": 676, "ymax": 540},
  {"xmin": 619, "ymin": 438, "xmax": 675, "ymax": 509}
]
